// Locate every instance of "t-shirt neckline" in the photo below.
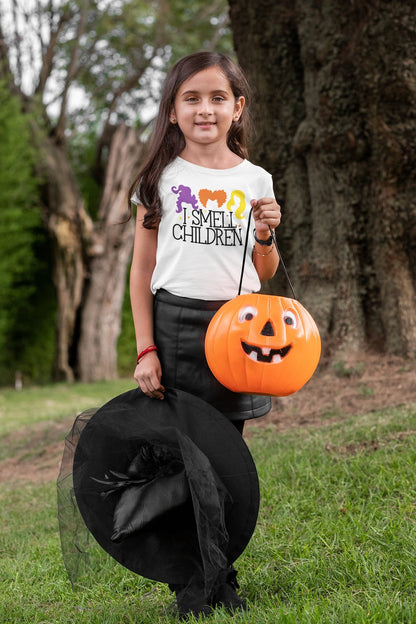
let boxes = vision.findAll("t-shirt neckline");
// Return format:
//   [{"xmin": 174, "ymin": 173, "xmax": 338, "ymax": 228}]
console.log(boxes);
[{"xmin": 176, "ymin": 156, "xmax": 247, "ymax": 175}]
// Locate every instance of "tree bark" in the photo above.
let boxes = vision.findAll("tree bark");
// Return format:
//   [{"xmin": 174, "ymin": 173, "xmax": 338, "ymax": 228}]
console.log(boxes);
[
  {"xmin": 38, "ymin": 124, "xmax": 143, "ymax": 382},
  {"xmin": 39, "ymin": 135, "xmax": 93, "ymax": 381},
  {"xmin": 77, "ymin": 124, "xmax": 143, "ymax": 382},
  {"xmin": 229, "ymin": 0, "xmax": 416, "ymax": 360}
]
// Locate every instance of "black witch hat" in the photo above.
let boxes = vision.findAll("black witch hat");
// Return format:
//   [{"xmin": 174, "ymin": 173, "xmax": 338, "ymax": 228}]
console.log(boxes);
[{"xmin": 58, "ymin": 388, "xmax": 259, "ymax": 600}]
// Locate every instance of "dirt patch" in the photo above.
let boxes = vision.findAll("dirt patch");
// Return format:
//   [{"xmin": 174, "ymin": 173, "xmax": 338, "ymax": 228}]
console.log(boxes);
[
  {"xmin": 0, "ymin": 353, "xmax": 415, "ymax": 485},
  {"xmin": 0, "ymin": 417, "xmax": 75, "ymax": 486},
  {"xmin": 254, "ymin": 353, "xmax": 416, "ymax": 432},
  {"xmin": 325, "ymin": 429, "xmax": 416, "ymax": 457},
  {"xmin": 0, "ymin": 441, "xmax": 65, "ymax": 486}
]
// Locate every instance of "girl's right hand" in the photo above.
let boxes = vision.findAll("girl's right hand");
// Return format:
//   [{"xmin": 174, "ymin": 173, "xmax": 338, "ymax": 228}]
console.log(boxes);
[{"xmin": 134, "ymin": 352, "xmax": 165, "ymax": 400}]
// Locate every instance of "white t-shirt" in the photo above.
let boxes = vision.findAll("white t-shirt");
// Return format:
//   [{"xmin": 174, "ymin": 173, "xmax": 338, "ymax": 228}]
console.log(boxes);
[{"xmin": 134, "ymin": 157, "xmax": 275, "ymax": 300}]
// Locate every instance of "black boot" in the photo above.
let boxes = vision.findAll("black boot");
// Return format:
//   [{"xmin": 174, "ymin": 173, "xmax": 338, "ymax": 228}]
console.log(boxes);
[
  {"xmin": 209, "ymin": 566, "xmax": 246, "ymax": 613},
  {"xmin": 169, "ymin": 582, "xmax": 213, "ymax": 620}
]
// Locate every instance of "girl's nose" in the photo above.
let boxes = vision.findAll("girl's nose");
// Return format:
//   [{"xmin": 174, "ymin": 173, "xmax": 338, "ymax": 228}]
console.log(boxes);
[{"xmin": 199, "ymin": 98, "xmax": 213, "ymax": 115}]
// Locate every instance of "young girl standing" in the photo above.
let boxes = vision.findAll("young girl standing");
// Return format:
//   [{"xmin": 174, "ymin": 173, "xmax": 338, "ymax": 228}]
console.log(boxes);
[{"xmin": 129, "ymin": 51, "xmax": 281, "ymax": 615}]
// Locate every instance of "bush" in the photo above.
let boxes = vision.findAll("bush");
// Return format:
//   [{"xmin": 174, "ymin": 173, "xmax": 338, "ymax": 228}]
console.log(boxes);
[{"xmin": 0, "ymin": 80, "xmax": 55, "ymax": 385}]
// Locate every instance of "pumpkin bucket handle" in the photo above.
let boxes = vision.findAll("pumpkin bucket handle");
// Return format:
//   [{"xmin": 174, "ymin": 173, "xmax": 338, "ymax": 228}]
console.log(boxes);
[{"xmin": 238, "ymin": 208, "xmax": 297, "ymax": 300}]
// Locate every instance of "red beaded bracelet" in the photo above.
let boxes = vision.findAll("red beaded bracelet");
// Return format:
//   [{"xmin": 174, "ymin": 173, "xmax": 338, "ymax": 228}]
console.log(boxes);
[{"xmin": 136, "ymin": 345, "xmax": 157, "ymax": 365}]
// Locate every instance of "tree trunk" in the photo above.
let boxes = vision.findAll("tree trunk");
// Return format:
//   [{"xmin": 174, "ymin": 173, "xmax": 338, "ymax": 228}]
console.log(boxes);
[
  {"xmin": 229, "ymin": 0, "xmax": 416, "ymax": 360},
  {"xmin": 77, "ymin": 124, "xmax": 144, "ymax": 382},
  {"xmin": 39, "ymin": 136, "xmax": 93, "ymax": 381},
  {"xmin": 39, "ymin": 124, "xmax": 143, "ymax": 382}
]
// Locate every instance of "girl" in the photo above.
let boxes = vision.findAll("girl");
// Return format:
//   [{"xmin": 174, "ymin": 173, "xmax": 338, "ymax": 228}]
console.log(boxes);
[{"xmin": 129, "ymin": 51, "xmax": 281, "ymax": 616}]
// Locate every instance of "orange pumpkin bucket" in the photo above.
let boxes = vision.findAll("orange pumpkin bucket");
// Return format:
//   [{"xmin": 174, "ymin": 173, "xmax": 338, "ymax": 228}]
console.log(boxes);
[
  {"xmin": 205, "ymin": 209, "xmax": 321, "ymax": 397},
  {"xmin": 205, "ymin": 293, "xmax": 321, "ymax": 397}
]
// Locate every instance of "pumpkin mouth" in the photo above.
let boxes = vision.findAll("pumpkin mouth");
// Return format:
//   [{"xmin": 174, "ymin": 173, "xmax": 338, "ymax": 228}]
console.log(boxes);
[{"xmin": 241, "ymin": 341, "xmax": 292, "ymax": 363}]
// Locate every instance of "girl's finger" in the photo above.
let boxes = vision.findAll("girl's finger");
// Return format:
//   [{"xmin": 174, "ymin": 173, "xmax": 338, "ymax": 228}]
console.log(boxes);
[{"xmin": 140, "ymin": 373, "xmax": 165, "ymax": 399}]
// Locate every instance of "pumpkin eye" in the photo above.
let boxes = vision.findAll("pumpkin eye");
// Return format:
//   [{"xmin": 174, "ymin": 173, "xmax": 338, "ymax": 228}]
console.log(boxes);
[
  {"xmin": 239, "ymin": 306, "xmax": 258, "ymax": 323},
  {"xmin": 283, "ymin": 310, "xmax": 298, "ymax": 328}
]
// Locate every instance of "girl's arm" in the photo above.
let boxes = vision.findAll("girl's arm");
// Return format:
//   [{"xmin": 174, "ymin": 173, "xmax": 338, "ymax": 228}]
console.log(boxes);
[
  {"xmin": 130, "ymin": 203, "xmax": 165, "ymax": 399},
  {"xmin": 251, "ymin": 198, "xmax": 281, "ymax": 281}
]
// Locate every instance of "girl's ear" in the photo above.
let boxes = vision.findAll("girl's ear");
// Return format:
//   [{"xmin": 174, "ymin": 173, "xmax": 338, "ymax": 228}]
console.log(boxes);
[
  {"xmin": 170, "ymin": 109, "xmax": 177, "ymax": 124},
  {"xmin": 233, "ymin": 96, "xmax": 245, "ymax": 122}
]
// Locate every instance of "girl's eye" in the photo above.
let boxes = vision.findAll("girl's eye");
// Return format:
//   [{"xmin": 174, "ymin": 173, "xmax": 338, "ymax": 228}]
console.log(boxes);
[
  {"xmin": 283, "ymin": 310, "xmax": 298, "ymax": 328},
  {"xmin": 239, "ymin": 306, "xmax": 258, "ymax": 322},
  {"xmin": 213, "ymin": 96, "xmax": 225, "ymax": 102}
]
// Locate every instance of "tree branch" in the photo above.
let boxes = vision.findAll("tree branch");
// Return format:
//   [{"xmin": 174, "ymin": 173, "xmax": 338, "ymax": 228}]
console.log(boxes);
[
  {"xmin": 0, "ymin": 21, "xmax": 23, "ymax": 97},
  {"xmin": 206, "ymin": 11, "xmax": 230, "ymax": 51},
  {"xmin": 11, "ymin": 0, "xmax": 23, "ymax": 86},
  {"xmin": 54, "ymin": 0, "xmax": 90, "ymax": 143},
  {"xmin": 94, "ymin": 60, "xmax": 152, "ymax": 177},
  {"xmin": 35, "ymin": 12, "xmax": 67, "ymax": 96}
]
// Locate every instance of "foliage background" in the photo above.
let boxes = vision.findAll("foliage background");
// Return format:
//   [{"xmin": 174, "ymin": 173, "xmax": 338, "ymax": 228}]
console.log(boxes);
[
  {"xmin": 0, "ymin": 0, "xmax": 232, "ymax": 385},
  {"xmin": 0, "ymin": 80, "xmax": 56, "ymax": 383}
]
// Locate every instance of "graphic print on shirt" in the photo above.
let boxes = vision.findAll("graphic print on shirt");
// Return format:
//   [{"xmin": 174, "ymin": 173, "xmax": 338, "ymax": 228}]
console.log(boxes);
[
  {"xmin": 198, "ymin": 189, "xmax": 227, "ymax": 208},
  {"xmin": 171, "ymin": 184, "xmax": 247, "ymax": 247},
  {"xmin": 171, "ymin": 185, "xmax": 199, "ymax": 213},
  {"xmin": 226, "ymin": 190, "xmax": 246, "ymax": 220}
]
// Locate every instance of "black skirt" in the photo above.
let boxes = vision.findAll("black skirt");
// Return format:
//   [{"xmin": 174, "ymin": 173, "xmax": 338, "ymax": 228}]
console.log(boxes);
[{"xmin": 154, "ymin": 289, "xmax": 271, "ymax": 421}]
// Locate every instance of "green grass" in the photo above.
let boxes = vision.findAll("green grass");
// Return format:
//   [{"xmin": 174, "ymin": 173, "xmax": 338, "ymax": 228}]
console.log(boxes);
[
  {"xmin": 1, "ymin": 383, "xmax": 416, "ymax": 623},
  {"xmin": 0, "ymin": 379, "xmax": 134, "ymax": 436}
]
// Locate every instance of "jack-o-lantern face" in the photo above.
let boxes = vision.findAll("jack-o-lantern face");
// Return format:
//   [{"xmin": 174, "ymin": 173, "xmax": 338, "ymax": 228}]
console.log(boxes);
[{"xmin": 205, "ymin": 293, "xmax": 321, "ymax": 397}]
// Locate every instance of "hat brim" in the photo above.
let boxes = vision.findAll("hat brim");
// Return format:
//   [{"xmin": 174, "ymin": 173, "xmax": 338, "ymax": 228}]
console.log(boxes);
[{"xmin": 73, "ymin": 387, "xmax": 259, "ymax": 584}]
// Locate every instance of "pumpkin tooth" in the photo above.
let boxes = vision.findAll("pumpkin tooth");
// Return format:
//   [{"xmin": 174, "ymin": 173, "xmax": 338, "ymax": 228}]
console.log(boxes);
[
  {"xmin": 249, "ymin": 352, "xmax": 258, "ymax": 361},
  {"xmin": 262, "ymin": 347, "xmax": 271, "ymax": 356},
  {"xmin": 272, "ymin": 354, "xmax": 282, "ymax": 363}
]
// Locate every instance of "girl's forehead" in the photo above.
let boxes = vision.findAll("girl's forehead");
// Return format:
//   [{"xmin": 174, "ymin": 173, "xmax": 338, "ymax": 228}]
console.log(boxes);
[{"xmin": 177, "ymin": 66, "xmax": 232, "ymax": 94}]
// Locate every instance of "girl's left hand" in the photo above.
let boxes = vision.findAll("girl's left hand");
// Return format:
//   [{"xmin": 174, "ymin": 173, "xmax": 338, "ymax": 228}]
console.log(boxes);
[{"xmin": 251, "ymin": 198, "xmax": 281, "ymax": 235}]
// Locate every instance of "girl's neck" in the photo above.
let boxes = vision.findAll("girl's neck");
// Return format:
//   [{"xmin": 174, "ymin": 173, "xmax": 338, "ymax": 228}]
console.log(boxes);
[{"xmin": 179, "ymin": 144, "xmax": 243, "ymax": 170}]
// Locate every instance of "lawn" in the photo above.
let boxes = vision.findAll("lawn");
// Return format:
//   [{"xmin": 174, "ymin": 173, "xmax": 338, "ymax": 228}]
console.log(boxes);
[{"xmin": 1, "ymin": 381, "xmax": 416, "ymax": 623}]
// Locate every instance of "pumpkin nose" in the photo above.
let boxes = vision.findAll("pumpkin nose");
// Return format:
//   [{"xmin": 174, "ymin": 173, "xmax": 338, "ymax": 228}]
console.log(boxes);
[{"xmin": 260, "ymin": 320, "xmax": 275, "ymax": 336}]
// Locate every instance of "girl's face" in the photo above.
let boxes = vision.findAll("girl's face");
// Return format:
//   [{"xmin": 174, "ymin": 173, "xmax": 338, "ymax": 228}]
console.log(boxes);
[{"xmin": 170, "ymin": 66, "xmax": 245, "ymax": 151}]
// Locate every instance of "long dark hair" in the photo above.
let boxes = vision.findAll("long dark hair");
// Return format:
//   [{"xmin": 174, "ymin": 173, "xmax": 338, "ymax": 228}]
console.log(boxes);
[{"xmin": 129, "ymin": 51, "xmax": 252, "ymax": 229}]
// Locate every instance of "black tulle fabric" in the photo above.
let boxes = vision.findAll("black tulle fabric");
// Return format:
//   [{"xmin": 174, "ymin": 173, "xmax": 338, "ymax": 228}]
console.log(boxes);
[
  {"xmin": 57, "ymin": 388, "xmax": 260, "ymax": 607},
  {"xmin": 57, "ymin": 408, "xmax": 96, "ymax": 582}
]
